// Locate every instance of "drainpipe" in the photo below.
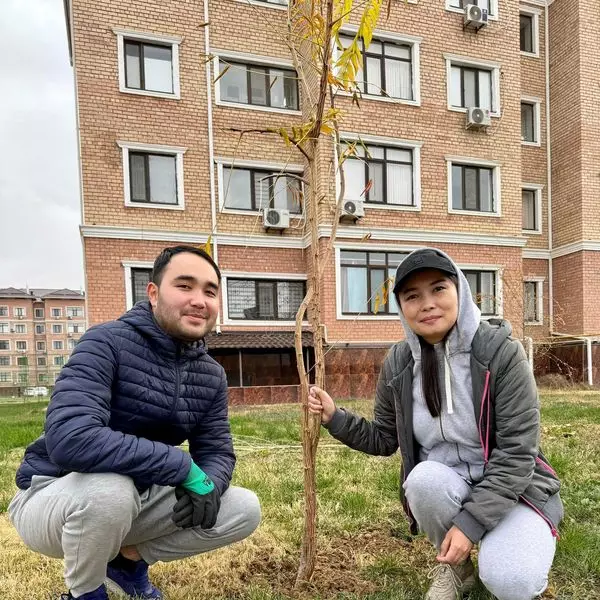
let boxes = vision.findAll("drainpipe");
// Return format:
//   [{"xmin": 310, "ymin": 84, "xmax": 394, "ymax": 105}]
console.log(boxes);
[
  {"xmin": 585, "ymin": 338, "xmax": 593, "ymax": 386},
  {"xmin": 204, "ymin": 0, "xmax": 221, "ymax": 334},
  {"xmin": 545, "ymin": 4, "xmax": 554, "ymax": 331}
]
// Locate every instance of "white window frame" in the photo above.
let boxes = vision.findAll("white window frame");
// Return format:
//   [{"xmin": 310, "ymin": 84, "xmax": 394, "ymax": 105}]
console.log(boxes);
[
  {"xmin": 113, "ymin": 28, "xmax": 181, "ymax": 100},
  {"xmin": 524, "ymin": 277, "xmax": 544, "ymax": 325},
  {"xmin": 117, "ymin": 141, "xmax": 187, "ymax": 210},
  {"xmin": 335, "ymin": 26, "xmax": 422, "ymax": 107},
  {"xmin": 36, "ymin": 341, "xmax": 46, "ymax": 352},
  {"xmin": 67, "ymin": 323, "xmax": 85, "ymax": 335},
  {"xmin": 0, "ymin": 372, "xmax": 11, "ymax": 382},
  {"xmin": 334, "ymin": 243, "xmax": 415, "ymax": 321},
  {"xmin": 0, "ymin": 340, "xmax": 11, "ymax": 351},
  {"xmin": 35, "ymin": 324, "xmax": 45, "ymax": 335},
  {"xmin": 0, "ymin": 305, "xmax": 8, "ymax": 317},
  {"xmin": 0, "ymin": 356, "xmax": 10, "ymax": 366},
  {"xmin": 446, "ymin": 155, "xmax": 502, "ymax": 216},
  {"xmin": 233, "ymin": 0, "xmax": 288, "ymax": 9},
  {"xmin": 14, "ymin": 323, "xmax": 27, "ymax": 334},
  {"xmin": 34, "ymin": 308, "xmax": 44, "ymax": 318},
  {"xmin": 445, "ymin": 54, "xmax": 501, "ymax": 117},
  {"xmin": 212, "ymin": 49, "xmax": 302, "ymax": 116},
  {"xmin": 0, "ymin": 323, "xmax": 9, "ymax": 334},
  {"xmin": 522, "ymin": 183, "xmax": 543, "ymax": 234},
  {"xmin": 521, "ymin": 96, "xmax": 541, "ymax": 147},
  {"xmin": 52, "ymin": 340, "xmax": 64, "ymax": 351},
  {"xmin": 52, "ymin": 324, "xmax": 63, "ymax": 334},
  {"xmin": 54, "ymin": 355, "xmax": 65, "ymax": 367},
  {"xmin": 14, "ymin": 306, "xmax": 26, "ymax": 318},
  {"xmin": 215, "ymin": 157, "xmax": 305, "ymax": 216},
  {"xmin": 66, "ymin": 306, "xmax": 84, "ymax": 318},
  {"xmin": 122, "ymin": 261, "xmax": 154, "ymax": 310},
  {"xmin": 519, "ymin": 6, "xmax": 540, "ymax": 58},
  {"xmin": 339, "ymin": 132, "xmax": 423, "ymax": 212},
  {"xmin": 221, "ymin": 271, "xmax": 307, "ymax": 326},
  {"xmin": 51, "ymin": 307, "xmax": 62, "ymax": 318},
  {"xmin": 445, "ymin": 0, "xmax": 499, "ymax": 20},
  {"xmin": 460, "ymin": 264, "xmax": 503, "ymax": 319},
  {"xmin": 16, "ymin": 341, "xmax": 28, "ymax": 351},
  {"xmin": 37, "ymin": 356, "xmax": 46, "ymax": 366}
]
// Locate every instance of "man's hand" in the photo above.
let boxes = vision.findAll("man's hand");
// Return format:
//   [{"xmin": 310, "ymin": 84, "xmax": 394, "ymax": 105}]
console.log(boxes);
[
  {"xmin": 437, "ymin": 526, "xmax": 474, "ymax": 566},
  {"xmin": 172, "ymin": 486, "xmax": 221, "ymax": 529},
  {"xmin": 307, "ymin": 386, "xmax": 337, "ymax": 425}
]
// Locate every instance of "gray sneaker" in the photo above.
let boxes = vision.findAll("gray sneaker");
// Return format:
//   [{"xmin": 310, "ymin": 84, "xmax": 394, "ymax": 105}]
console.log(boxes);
[{"xmin": 425, "ymin": 559, "xmax": 476, "ymax": 600}]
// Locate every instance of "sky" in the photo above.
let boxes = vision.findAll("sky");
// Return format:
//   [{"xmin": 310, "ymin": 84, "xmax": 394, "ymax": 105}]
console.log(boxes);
[{"xmin": 0, "ymin": 0, "xmax": 83, "ymax": 290}]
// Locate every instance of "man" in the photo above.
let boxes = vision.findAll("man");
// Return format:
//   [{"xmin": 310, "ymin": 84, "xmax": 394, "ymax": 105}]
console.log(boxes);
[{"xmin": 9, "ymin": 246, "xmax": 261, "ymax": 600}]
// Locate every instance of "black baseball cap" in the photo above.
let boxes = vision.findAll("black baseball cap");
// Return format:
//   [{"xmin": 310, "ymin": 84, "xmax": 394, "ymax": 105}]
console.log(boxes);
[{"xmin": 393, "ymin": 249, "xmax": 457, "ymax": 296}]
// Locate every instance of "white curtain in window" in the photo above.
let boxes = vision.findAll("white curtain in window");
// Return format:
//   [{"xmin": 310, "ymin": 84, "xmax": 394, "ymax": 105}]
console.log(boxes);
[
  {"xmin": 124, "ymin": 43, "xmax": 141, "ymax": 88},
  {"xmin": 250, "ymin": 69, "xmax": 267, "ymax": 105},
  {"xmin": 341, "ymin": 267, "xmax": 367, "ymax": 313},
  {"xmin": 479, "ymin": 169, "xmax": 494, "ymax": 212},
  {"xmin": 144, "ymin": 45, "xmax": 173, "ymax": 93},
  {"xmin": 387, "ymin": 162, "xmax": 413, "ymax": 205},
  {"xmin": 366, "ymin": 56, "xmax": 381, "ymax": 95},
  {"xmin": 478, "ymin": 70, "xmax": 492, "ymax": 111},
  {"xmin": 480, "ymin": 272, "xmax": 496, "ymax": 315},
  {"xmin": 450, "ymin": 66, "xmax": 462, "ymax": 107},
  {"xmin": 224, "ymin": 168, "xmax": 251, "ymax": 209},
  {"xmin": 343, "ymin": 158, "xmax": 365, "ymax": 200},
  {"xmin": 384, "ymin": 60, "xmax": 411, "ymax": 100},
  {"xmin": 253, "ymin": 173, "xmax": 270, "ymax": 210},
  {"xmin": 149, "ymin": 155, "xmax": 177, "ymax": 204}
]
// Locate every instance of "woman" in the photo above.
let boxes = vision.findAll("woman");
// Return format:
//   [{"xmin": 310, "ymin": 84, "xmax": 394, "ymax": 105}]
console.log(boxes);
[{"xmin": 308, "ymin": 248, "xmax": 562, "ymax": 600}]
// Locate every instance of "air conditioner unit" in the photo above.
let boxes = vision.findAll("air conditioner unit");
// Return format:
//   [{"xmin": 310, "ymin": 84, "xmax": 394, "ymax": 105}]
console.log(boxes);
[
  {"xmin": 340, "ymin": 199, "xmax": 365, "ymax": 221},
  {"xmin": 466, "ymin": 106, "xmax": 491, "ymax": 127},
  {"xmin": 464, "ymin": 4, "xmax": 488, "ymax": 29},
  {"xmin": 263, "ymin": 208, "xmax": 290, "ymax": 230}
]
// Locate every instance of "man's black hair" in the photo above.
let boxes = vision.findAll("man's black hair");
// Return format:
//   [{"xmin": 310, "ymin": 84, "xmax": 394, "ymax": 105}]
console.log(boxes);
[{"xmin": 151, "ymin": 245, "xmax": 222, "ymax": 286}]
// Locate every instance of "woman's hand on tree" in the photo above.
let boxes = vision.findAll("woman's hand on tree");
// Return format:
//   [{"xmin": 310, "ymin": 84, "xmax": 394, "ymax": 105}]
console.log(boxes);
[
  {"xmin": 307, "ymin": 386, "xmax": 336, "ymax": 424},
  {"xmin": 437, "ymin": 526, "xmax": 474, "ymax": 566}
]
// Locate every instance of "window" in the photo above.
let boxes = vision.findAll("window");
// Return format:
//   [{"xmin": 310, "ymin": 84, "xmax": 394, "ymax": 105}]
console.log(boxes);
[
  {"xmin": 66, "ymin": 307, "xmax": 84, "ymax": 318},
  {"xmin": 18, "ymin": 372, "xmax": 28, "ymax": 384},
  {"xmin": 37, "ymin": 356, "xmax": 46, "ymax": 366},
  {"xmin": 53, "ymin": 341, "xmax": 63, "ymax": 350},
  {"xmin": 216, "ymin": 59, "xmax": 299, "ymax": 110},
  {"xmin": 520, "ymin": 11, "xmax": 539, "ymax": 56},
  {"xmin": 221, "ymin": 167, "xmax": 302, "ymax": 213},
  {"xmin": 54, "ymin": 372, "xmax": 61, "ymax": 382},
  {"xmin": 524, "ymin": 281, "xmax": 542, "ymax": 324},
  {"xmin": 450, "ymin": 64, "xmax": 493, "ymax": 112},
  {"xmin": 67, "ymin": 323, "xmax": 85, "ymax": 334},
  {"xmin": 34, "ymin": 308, "xmax": 44, "ymax": 318},
  {"xmin": 521, "ymin": 100, "xmax": 540, "ymax": 145},
  {"xmin": 0, "ymin": 373, "xmax": 9, "ymax": 382},
  {"xmin": 51, "ymin": 308, "xmax": 62, "ymax": 318},
  {"xmin": 17, "ymin": 357, "xmax": 28, "ymax": 366},
  {"xmin": 0, "ymin": 324, "xmax": 8, "ymax": 334},
  {"xmin": 38, "ymin": 373, "xmax": 48, "ymax": 383},
  {"xmin": 54, "ymin": 356, "xmax": 65, "ymax": 367},
  {"xmin": 132, "ymin": 268, "xmax": 151, "ymax": 305},
  {"xmin": 115, "ymin": 29, "xmax": 181, "ymax": 98},
  {"xmin": 35, "ymin": 324, "xmax": 45, "ymax": 335},
  {"xmin": 340, "ymin": 251, "xmax": 407, "ymax": 315},
  {"xmin": 447, "ymin": 0, "xmax": 496, "ymax": 16},
  {"xmin": 522, "ymin": 187, "xmax": 541, "ymax": 232},
  {"xmin": 0, "ymin": 306, "xmax": 7, "ymax": 316},
  {"xmin": 0, "ymin": 341, "xmax": 9, "ymax": 350},
  {"xmin": 68, "ymin": 338, "xmax": 77, "ymax": 350},
  {"xmin": 36, "ymin": 341, "xmax": 46, "ymax": 352},
  {"xmin": 15, "ymin": 324, "xmax": 26, "ymax": 334},
  {"xmin": 464, "ymin": 270, "xmax": 497, "ymax": 316},
  {"xmin": 227, "ymin": 278, "xmax": 305, "ymax": 321},
  {"xmin": 14, "ymin": 307, "xmax": 25, "ymax": 318},
  {"xmin": 118, "ymin": 142, "xmax": 186, "ymax": 209},
  {"xmin": 16, "ymin": 341, "xmax": 27, "ymax": 351},
  {"xmin": 450, "ymin": 162, "xmax": 497, "ymax": 213},
  {"xmin": 0, "ymin": 357, "xmax": 9, "ymax": 366},
  {"xmin": 342, "ymin": 141, "xmax": 417, "ymax": 207},
  {"xmin": 52, "ymin": 324, "xmax": 63, "ymax": 334},
  {"xmin": 338, "ymin": 35, "xmax": 415, "ymax": 101}
]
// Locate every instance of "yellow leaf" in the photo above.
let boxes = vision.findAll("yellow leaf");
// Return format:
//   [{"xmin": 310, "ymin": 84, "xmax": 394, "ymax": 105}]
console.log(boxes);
[
  {"xmin": 320, "ymin": 124, "xmax": 335, "ymax": 135},
  {"xmin": 373, "ymin": 292, "xmax": 381, "ymax": 315},
  {"xmin": 213, "ymin": 64, "xmax": 231, "ymax": 84},
  {"xmin": 200, "ymin": 235, "xmax": 212, "ymax": 257},
  {"xmin": 360, "ymin": 232, "xmax": 372, "ymax": 241}
]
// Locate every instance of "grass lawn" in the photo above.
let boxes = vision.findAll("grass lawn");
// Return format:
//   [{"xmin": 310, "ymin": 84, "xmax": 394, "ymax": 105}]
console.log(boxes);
[{"xmin": 0, "ymin": 392, "xmax": 599, "ymax": 599}]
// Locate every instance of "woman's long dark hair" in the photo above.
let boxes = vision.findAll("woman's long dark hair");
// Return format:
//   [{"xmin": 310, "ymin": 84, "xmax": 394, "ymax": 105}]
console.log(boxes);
[{"xmin": 397, "ymin": 273, "xmax": 459, "ymax": 418}]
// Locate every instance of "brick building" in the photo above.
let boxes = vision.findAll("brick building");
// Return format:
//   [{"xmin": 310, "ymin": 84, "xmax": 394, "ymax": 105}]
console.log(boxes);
[
  {"xmin": 0, "ymin": 288, "xmax": 86, "ymax": 396},
  {"xmin": 63, "ymin": 0, "xmax": 599, "ymax": 398}
]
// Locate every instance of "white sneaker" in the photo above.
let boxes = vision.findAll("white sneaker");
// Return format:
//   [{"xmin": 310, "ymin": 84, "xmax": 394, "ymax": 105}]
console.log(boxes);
[{"xmin": 424, "ymin": 559, "xmax": 476, "ymax": 600}]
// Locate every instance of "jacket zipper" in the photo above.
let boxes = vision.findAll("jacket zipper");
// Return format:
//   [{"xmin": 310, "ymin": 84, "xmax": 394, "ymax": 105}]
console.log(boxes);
[
  {"xmin": 535, "ymin": 456, "xmax": 558, "ymax": 477},
  {"xmin": 520, "ymin": 495, "xmax": 560, "ymax": 539},
  {"xmin": 170, "ymin": 345, "xmax": 181, "ymax": 421}
]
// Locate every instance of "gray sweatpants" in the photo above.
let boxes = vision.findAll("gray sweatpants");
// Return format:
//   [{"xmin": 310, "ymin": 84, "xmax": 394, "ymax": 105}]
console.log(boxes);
[
  {"xmin": 403, "ymin": 461, "xmax": 556, "ymax": 600},
  {"xmin": 8, "ymin": 473, "xmax": 261, "ymax": 597}
]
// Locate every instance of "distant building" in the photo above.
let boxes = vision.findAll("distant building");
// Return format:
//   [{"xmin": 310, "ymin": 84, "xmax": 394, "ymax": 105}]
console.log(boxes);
[{"xmin": 0, "ymin": 288, "xmax": 86, "ymax": 396}]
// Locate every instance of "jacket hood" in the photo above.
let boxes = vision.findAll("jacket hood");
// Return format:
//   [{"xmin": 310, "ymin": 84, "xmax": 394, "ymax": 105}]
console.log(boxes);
[
  {"xmin": 119, "ymin": 301, "xmax": 207, "ymax": 359},
  {"xmin": 396, "ymin": 248, "xmax": 481, "ymax": 360}
]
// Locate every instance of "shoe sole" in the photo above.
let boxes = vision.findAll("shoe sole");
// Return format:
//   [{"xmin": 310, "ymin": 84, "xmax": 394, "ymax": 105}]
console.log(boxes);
[{"xmin": 104, "ymin": 577, "xmax": 133, "ymax": 598}]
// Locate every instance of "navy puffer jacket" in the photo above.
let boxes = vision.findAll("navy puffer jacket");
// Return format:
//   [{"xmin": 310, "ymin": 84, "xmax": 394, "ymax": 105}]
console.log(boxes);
[{"xmin": 15, "ymin": 302, "xmax": 235, "ymax": 494}]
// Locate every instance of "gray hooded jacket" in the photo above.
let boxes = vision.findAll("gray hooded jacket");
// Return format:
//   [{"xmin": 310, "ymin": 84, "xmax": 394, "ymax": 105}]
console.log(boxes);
[{"xmin": 325, "ymin": 248, "xmax": 562, "ymax": 543}]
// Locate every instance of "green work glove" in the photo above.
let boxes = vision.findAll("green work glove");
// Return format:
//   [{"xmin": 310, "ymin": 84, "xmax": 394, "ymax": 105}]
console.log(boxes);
[{"xmin": 181, "ymin": 461, "xmax": 215, "ymax": 495}]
